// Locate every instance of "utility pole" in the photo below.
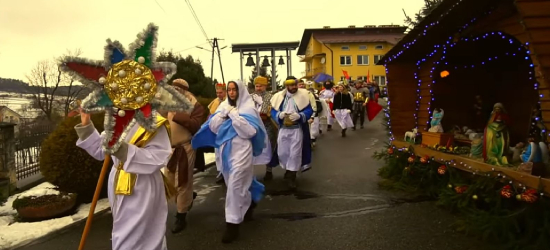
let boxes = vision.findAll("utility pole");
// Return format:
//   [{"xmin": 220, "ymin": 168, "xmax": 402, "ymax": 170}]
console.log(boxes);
[{"xmin": 208, "ymin": 37, "xmax": 225, "ymax": 84}]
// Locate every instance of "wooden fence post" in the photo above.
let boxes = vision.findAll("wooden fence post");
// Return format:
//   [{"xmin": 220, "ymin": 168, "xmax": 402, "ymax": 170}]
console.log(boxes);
[{"xmin": 0, "ymin": 123, "xmax": 17, "ymax": 198}]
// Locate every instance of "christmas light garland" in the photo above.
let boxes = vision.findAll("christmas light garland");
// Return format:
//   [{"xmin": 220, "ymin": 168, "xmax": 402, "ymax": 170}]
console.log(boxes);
[
  {"xmin": 385, "ymin": 145, "xmax": 545, "ymax": 199},
  {"xmin": 384, "ymin": 66, "xmax": 394, "ymax": 142}
]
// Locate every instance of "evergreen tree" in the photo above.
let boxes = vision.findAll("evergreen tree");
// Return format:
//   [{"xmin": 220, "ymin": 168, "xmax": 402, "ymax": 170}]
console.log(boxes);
[
  {"xmin": 157, "ymin": 50, "xmax": 215, "ymax": 98},
  {"xmin": 402, "ymin": 0, "xmax": 444, "ymax": 29}
]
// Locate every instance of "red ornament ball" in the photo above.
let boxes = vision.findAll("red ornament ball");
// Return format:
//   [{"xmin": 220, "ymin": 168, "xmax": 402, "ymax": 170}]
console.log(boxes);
[
  {"xmin": 420, "ymin": 155, "xmax": 429, "ymax": 164},
  {"xmin": 500, "ymin": 185, "xmax": 513, "ymax": 199},
  {"xmin": 454, "ymin": 186, "xmax": 468, "ymax": 194},
  {"xmin": 408, "ymin": 156, "xmax": 415, "ymax": 163},
  {"xmin": 437, "ymin": 165, "xmax": 447, "ymax": 175},
  {"xmin": 521, "ymin": 189, "xmax": 538, "ymax": 203},
  {"xmin": 387, "ymin": 148, "xmax": 394, "ymax": 155}
]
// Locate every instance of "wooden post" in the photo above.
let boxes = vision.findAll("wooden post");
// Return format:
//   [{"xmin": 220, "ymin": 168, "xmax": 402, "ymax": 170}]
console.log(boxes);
[{"xmin": 78, "ymin": 155, "xmax": 111, "ymax": 250}]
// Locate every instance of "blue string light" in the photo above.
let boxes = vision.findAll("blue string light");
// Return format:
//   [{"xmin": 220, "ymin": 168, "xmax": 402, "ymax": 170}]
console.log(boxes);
[
  {"xmin": 384, "ymin": 66, "xmax": 394, "ymax": 142},
  {"xmin": 414, "ymin": 46, "xmax": 442, "ymax": 130},
  {"xmin": 413, "ymin": 31, "xmax": 539, "ymax": 133}
]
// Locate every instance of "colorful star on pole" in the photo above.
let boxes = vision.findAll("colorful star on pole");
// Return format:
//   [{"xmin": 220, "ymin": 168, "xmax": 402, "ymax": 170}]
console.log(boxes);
[{"xmin": 60, "ymin": 23, "xmax": 192, "ymax": 154}]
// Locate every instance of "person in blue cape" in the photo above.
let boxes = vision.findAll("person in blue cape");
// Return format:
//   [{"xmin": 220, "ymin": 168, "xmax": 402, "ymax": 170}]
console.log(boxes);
[
  {"xmin": 269, "ymin": 76, "xmax": 314, "ymax": 189},
  {"xmin": 192, "ymin": 80, "xmax": 270, "ymax": 243}
]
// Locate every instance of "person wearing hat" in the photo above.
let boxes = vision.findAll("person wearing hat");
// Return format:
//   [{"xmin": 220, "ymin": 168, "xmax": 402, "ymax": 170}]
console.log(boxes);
[
  {"xmin": 269, "ymin": 76, "xmax": 314, "ymax": 188},
  {"xmin": 250, "ymin": 76, "xmax": 279, "ymax": 180},
  {"xmin": 164, "ymin": 79, "xmax": 206, "ymax": 233}
]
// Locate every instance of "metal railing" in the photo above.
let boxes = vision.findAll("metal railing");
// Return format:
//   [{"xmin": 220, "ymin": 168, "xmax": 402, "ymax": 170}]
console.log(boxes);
[{"xmin": 14, "ymin": 125, "xmax": 52, "ymax": 180}]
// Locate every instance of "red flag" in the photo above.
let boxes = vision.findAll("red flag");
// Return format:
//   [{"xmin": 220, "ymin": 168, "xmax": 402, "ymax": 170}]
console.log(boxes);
[
  {"xmin": 342, "ymin": 70, "xmax": 349, "ymax": 80},
  {"xmin": 366, "ymin": 100, "xmax": 383, "ymax": 121}
]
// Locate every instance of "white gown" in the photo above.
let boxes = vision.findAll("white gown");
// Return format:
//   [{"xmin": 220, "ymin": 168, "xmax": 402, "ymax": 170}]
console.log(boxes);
[
  {"xmin": 209, "ymin": 111, "xmax": 257, "ymax": 224},
  {"xmin": 76, "ymin": 122, "xmax": 172, "ymax": 250},
  {"xmin": 319, "ymin": 89, "xmax": 335, "ymax": 127},
  {"xmin": 277, "ymin": 96, "xmax": 304, "ymax": 172},
  {"xmin": 205, "ymin": 80, "xmax": 270, "ymax": 224}
]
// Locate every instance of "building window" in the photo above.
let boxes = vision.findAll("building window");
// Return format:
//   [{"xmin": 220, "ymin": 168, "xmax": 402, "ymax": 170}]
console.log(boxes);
[
  {"xmin": 341, "ymin": 45, "xmax": 350, "ymax": 51},
  {"xmin": 340, "ymin": 76, "xmax": 353, "ymax": 81},
  {"xmin": 373, "ymin": 76, "xmax": 386, "ymax": 86},
  {"xmin": 357, "ymin": 76, "xmax": 368, "ymax": 81},
  {"xmin": 358, "ymin": 45, "xmax": 367, "ymax": 50},
  {"xmin": 357, "ymin": 55, "xmax": 369, "ymax": 65},
  {"xmin": 374, "ymin": 55, "xmax": 384, "ymax": 64},
  {"xmin": 375, "ymin": 45, "xmax": 384, "ymax": 50},
  {"xmin": 340, "ymin": 56, "xmax": 352, "ymax": 66}
]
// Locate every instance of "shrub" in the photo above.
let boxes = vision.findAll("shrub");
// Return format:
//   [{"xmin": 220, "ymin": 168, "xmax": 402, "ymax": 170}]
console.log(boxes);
[
  {"xmin": 40, "ymin": 113, "xmax": 108, "ymax": 202},
  {"xmin": 12, "ymin": 193, "xmax": 77, "ymax": 210}
]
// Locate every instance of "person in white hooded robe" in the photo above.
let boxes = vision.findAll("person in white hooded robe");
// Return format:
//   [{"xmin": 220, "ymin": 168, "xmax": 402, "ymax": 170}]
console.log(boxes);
[{"xmin": 192, "ymin": 80, "xmax": 270, "ymax": 243}]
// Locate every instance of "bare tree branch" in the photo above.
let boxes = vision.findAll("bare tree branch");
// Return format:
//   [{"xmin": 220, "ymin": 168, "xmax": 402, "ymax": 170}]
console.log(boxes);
[{"xmin": 25, "ymin": 48, "xmax": 83, "ymax": 121}]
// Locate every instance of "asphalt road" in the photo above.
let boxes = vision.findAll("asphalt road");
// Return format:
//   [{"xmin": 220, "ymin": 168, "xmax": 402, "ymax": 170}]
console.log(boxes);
[{"xmin": 18, "ymin": 111, "xmax": 498, "ymax": 250}]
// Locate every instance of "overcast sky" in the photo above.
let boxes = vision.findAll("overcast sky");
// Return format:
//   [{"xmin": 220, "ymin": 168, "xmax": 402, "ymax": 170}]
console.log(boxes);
[{"xmin": 0, "ymin": 0, "xmax": 424, "ymax": 83}]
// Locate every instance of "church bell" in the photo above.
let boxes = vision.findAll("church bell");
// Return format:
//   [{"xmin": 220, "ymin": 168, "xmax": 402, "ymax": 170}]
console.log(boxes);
[
  {"xmin": 278, "ymin": 56, "xmax": 285, "ymax": 65},
  {"xmin": 261, "ymin": 56, "xmax": 271, "ymax": 67},
  {"xmin": 245, "ymin": 55, "xmax": 255, "ymax": 67}
]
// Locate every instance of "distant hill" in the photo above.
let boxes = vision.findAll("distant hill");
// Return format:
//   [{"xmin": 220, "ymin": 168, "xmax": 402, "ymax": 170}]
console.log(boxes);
[{"xmin": 0, "ymin": 77, "xmax": 89, "ymax": 96}]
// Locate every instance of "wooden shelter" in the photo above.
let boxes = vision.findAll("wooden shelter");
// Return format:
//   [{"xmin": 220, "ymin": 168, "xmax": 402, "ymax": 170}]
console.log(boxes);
[{"xmin": 379, "ymin": 0, "xmax": 550, "ymax": 192}]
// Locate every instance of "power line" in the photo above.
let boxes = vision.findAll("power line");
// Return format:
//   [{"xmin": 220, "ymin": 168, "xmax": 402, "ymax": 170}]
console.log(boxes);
[
  {"xmin": 174, "ymin": 42, "xmax": 210, "ymax": 53},
  {"xmin": 184, "ymin": 0, "xmax": 211, "ymax": 46},
  {"xmin": 153, "ymin": 0, "xmax": 168, "ymax": 14}
]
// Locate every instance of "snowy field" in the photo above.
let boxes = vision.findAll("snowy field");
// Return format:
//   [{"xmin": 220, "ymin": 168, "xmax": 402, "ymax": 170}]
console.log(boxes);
[{"xmin": 0, "ymin": 153, "xmax": 215, "ymax": 250}]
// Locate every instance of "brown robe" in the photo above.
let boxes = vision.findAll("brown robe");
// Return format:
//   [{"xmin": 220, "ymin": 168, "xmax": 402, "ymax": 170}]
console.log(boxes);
[{"xmin": 166, "ymin": 92, "xmax": 205, "ymax": 187}]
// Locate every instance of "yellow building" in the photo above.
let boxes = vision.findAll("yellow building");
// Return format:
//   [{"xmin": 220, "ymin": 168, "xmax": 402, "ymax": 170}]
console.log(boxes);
[{"xmin": 297, "ymin": 25, "xmax": 406, "ymax": 87}]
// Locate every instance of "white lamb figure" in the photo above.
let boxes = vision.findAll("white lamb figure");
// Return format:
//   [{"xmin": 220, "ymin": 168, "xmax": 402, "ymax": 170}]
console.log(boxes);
[
  {"xmin": 463, "ymin": 126, "xmax": 475, "ymax": 136},
  {"xmin": 404, "ymin": 128, "xmax": 418, "ymax": 143}
]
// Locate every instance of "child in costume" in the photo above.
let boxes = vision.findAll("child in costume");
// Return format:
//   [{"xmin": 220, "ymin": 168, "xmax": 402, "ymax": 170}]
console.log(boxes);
[{"xmin": 63, "ymin": 24, "xmax": 194, "ymax": 250}]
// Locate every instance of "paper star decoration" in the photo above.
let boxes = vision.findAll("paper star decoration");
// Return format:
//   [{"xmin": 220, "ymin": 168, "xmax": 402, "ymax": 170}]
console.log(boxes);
[{"xmin": 60, "ymin": 23, "xmax": 193, "ymax": 154}]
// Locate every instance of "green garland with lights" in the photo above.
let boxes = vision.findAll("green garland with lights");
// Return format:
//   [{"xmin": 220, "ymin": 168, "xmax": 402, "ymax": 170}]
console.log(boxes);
[{"xmin": 373, "ymin": 145, "xmax": 550, "ymax": 250}]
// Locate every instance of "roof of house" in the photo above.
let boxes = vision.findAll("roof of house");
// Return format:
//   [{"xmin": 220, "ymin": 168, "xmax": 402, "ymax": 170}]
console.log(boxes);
[
  {"xmin": 297, "ymin": 26, "xmax": 407, "ymax": 55},
  {"xmin": 378, "ymin": 0, "xmax": 502, "ymax": 65},
  {"xmin": 0, "ymin": 106, "xmax": 22, "ymax": 117},
  {"xmin": 313, "ymin": 33, "xmax": 404, "ymax": 45},
  {"xmin": 231, "ymin": 41, "xmax": 300, "ymax": 53}
]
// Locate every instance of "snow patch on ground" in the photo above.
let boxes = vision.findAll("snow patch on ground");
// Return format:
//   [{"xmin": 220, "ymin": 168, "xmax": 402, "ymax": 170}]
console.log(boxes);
[
  {"xmin": 204, "ymin": 153, "xmax": 215, "ymax": 165},
  {"xmin": 0, "ymin": 153, "xmax": 216, "ymax": 249},
  {"xmin": 0, "ymin": 183, "xmax": 109, "ymax": 250}
]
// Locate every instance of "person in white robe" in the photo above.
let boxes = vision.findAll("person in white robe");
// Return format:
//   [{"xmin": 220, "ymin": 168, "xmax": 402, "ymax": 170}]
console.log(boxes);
[
  {"xmin": 270, "ymin": 76, "xmax": 314, "ymax": 188},
  {"xmin": 319, "ymin": 81, "xmax": 336, "ymax": 132},
  {"xmin": 298, "ymin": 80, "xmax": 320, "ymax": 149},
  {"xmin": 332, "ymin": 84, "xmax": 354, "ymax": 137},
  {"xmin": 75, "ymin": 111, "xmax": 172, "ymax": 250},
  {"xmin": 192, "ymin": 80, "xmax": 270, "ymax": 243},
  {"xmin": 250, "ymin": 76, "xmax": 279, "ymax": 181}
]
